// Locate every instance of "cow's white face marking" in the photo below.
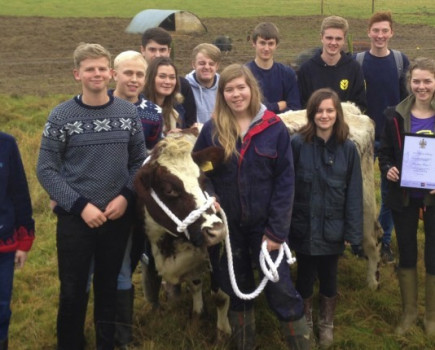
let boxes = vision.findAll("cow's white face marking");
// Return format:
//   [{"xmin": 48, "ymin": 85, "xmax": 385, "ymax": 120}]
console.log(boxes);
[{"xmin": 153, "ymin": 136, "xmax": 226, "ymax": 245}]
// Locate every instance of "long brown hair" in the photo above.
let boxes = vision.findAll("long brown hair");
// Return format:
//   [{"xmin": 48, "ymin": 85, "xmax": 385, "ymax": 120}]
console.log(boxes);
[
  {"xmin": 299, "ymin": 88, "xmax": 349, "ymax": 143},
  {"xmin": 212, "ymin": 64, "xmax": 262, "ymax": 160},
  {"xmin": 143, "ymin": 57, "xmax": 181, "ymax": 131}
]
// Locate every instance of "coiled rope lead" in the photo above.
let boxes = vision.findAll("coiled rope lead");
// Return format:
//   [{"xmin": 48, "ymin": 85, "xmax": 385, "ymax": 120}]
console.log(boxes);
[{"xmin": 219, "ymin": 207, "xmax": 296, "ymax": 300}]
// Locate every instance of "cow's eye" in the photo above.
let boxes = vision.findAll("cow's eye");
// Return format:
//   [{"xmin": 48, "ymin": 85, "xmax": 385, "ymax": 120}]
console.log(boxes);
[{"xmin": 161, "ymin": 182, "xmax": 180, "ymax": 198}]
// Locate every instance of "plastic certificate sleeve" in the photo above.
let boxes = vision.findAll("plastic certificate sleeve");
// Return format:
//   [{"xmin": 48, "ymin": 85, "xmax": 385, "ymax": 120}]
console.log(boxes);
[{"xmin": 400, "ymin": 134, "xmax": 435, "ymax": 190}]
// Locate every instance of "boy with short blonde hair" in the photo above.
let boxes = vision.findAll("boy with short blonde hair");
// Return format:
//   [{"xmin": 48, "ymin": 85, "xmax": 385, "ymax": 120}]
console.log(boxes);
[
  {"xmin": 186, "ymin": 43, "xmax": 222, "ymax": 123},
  {"xmin": 37, "ymin": 43, "xmax": 146, "ymax": 350},
  {"xmin": 298, "ymin": 16, "xmax": 366, "ymax": 110}
]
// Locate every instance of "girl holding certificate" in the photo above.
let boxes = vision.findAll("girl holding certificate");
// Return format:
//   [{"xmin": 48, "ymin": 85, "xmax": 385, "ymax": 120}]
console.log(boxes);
[{"xmin": 379, "ymin": 57, "xmax": 435, "ymax": 337}]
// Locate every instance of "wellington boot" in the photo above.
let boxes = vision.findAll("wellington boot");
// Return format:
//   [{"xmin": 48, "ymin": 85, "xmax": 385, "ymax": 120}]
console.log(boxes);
[
  {"xmin": 318, "ymin": 294, "xmax": 336, "ymax": 349},
  {"xmin": 395, "ymin": 268, "xmax": 418, "ymax": 335},
  {"xmin": 114, "ymin": 287, "xmax": 134, "ymax": 348},
  {"xmin": 0, "ymin": 338, "xmax": 8, "ymax": 350},
  {"xmin": 281, "ymin": 316, "xmax": 311, "ymax": 350},
  {"xmin": 303, "ymin": 296, "xmax": 316, "ymax": 347},
  {"xmin": 425, "ymin": 274, "xmax": 435, "ymax": 337},
  {"xmin": 228, "ymin": 309, "xmax": 256, "ymax": 350}
]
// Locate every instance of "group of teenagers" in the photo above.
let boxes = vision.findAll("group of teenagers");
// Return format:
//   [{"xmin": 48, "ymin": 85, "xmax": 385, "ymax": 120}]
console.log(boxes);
[{"xmin": 1, "ymin": 9, "xmax": 435, "ymax": 350}]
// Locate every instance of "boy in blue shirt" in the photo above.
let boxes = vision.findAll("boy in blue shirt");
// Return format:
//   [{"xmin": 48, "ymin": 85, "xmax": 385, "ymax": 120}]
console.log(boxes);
[{"xmin": 246, "ymin": 22, "xmax": 301, "ymax": 113}]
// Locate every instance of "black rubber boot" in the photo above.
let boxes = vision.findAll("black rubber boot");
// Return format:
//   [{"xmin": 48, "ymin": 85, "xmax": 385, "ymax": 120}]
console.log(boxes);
[{"xmin": 114, "ymin": 287, "xmax": 134, "ymax": 349}]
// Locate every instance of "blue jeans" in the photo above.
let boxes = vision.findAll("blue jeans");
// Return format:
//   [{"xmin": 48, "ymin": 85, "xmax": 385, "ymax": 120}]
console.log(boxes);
[
  {"xmin": 375, "ymin": 140, "xmax": 394, "ymax": 245},
  {"xmin": 0, "ymin": 251, "xmax": 15, "ymax": 341}
]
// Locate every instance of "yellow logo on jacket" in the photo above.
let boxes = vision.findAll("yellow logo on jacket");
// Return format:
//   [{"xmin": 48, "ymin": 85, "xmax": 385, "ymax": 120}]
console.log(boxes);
[{"xmin": 340, "ymin": 79, "xmax": 349, "ymax": 91}]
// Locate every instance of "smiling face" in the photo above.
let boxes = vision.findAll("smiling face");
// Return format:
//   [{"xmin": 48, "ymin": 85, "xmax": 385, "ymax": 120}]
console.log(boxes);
[
  {"xmin": 410, "ymin": 68, "xmax": 435, "ymax": 104},
  {"xmin": 252, "ymin": 36, "xmax": 277, "ymax": 62},
  {"xmin": 192, "ymin": 52, "xmax": 219, "ymax": 88},
  {"xmin": 155, "ymin": 64, "xmax": 177, "ymax": 103},
  {"xmin": 113, "ymin": 59, "xmax": 146, "ymax": 103},
  {"xmin": 223, "ymin": 76, "xmax": 252, "ymax": 118},
  {"xmin": 314, "ymin": 98, "xmax": 337, "ymax": 139},
  {"xmin": 321, "ymin": 28, "xmax": 345, "ymax": 58},
  {"xmin": 73, "ymin": 56, "xmax": 111, "ymax": 95},
  {"xmin": 368, "ymin": 21, "xmax": 393, "ymax": 52}
]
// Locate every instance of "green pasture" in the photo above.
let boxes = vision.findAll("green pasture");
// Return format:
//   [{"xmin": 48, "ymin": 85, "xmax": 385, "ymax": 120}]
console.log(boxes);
[
  {"xmin": 1, "ymin": 0, "xmax": 435, "ymax": 25},
  {"xmin": 2, "ymin": 93, "xmax": 434, "ymax": 349}
]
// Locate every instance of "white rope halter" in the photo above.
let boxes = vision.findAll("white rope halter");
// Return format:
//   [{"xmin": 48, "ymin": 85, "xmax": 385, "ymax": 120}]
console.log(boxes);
[
  {"xmin": 149, "ymin": 189, "xmax": 216, "ymax": 241},
  {"xmin": 143, "ymin": 155, "xmax": 217, "ymax": 240},
  {"xmin": 219, "ymin": 208, "xmax": 296, "ymax": 300}
]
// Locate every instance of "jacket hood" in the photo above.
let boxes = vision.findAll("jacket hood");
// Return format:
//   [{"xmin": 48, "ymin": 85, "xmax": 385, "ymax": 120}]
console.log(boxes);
[{"xmin": 185, "ymin": 71, "xmax": 219, "ymax": 92}]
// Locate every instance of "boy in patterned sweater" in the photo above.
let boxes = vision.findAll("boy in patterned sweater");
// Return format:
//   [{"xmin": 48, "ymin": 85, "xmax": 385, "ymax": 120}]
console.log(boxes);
[{"xmin": 37, "ymin": 43, "xmax": 145, "ymax": 350}]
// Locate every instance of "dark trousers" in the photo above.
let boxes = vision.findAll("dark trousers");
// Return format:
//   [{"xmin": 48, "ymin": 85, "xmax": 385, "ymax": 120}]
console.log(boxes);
[
  {"xmin": 0, "ymin": 251, "xmax": 14, "ymax": 341},
  {"xmin": 392, "ymin": 198, "xmax": 435, "ymax": 275},
  {"xmin": 56, "ymin": 211, "xmax": 131, "ymax": 350},
  {"xmin": 295, "ymin": 253, "xmax": 339, "ymax": 298},
  {"xmin": 220, "ymin": 226, "xmax": 303, "ymax": 322}
]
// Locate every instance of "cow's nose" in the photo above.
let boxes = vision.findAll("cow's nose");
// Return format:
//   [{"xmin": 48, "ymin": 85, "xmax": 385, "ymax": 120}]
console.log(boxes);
[{"xmin": 190, "ymin": 231, "xmax": 204, "ymax": 247}]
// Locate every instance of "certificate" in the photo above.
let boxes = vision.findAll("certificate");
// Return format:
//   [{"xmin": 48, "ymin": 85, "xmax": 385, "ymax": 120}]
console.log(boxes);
[{"xmin": 400, "ymin": 134, "xmax": 435, "ymax": 190}]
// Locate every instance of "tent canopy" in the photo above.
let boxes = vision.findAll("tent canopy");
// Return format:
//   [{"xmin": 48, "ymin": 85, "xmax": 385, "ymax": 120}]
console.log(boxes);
[{"xmin": 126, "ymin": 9, "xmax": 207, "ymax": 34}]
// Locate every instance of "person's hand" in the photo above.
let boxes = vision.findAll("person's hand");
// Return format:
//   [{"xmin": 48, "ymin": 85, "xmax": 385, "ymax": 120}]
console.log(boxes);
[
  {"xmin": 15, "ymin": 250, "xmax": 28, "ymax": 269},
  {"xmin": 262, "ymin": 235, "xmax": 281, "ymax": 252},
  {"xmin": 430, "ymin": 189, "xmax": 435, "ymax": 195},
  {"xmin": 277, "ymin": 101, "xmax": 287, "ymax": 111},
  {"xmin": 49, "ymin": 200, "xmax": 57, "ymax": 210},
  {"xmin": 104, "ymin": 195, "xmax": 127, "ymax": 220},
  {"xmin": 213, "ymin": 198, "xmax": 221, "ymax": 212},
  {"xmin": 81, "ymin": 203, "xmax": 107, "ymax": 228},
  {"xmin": 386, "ymin": 166, "xmax": 400, "ymax": 182}
]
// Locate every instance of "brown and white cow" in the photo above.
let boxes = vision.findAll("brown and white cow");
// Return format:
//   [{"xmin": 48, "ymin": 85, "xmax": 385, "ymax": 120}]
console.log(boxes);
[
  {"xmin": 280, "ymin": 102, "xmax": 382, "ymax": 290},
  {"xmin": 134, "ymin": 132, "xmax": 231, "ymax": 338}
]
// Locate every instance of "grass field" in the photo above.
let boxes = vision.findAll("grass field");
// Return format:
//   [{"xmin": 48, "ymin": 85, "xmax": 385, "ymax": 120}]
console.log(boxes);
[
  {"xmin": 1, "ymin": 0, "xmax": 435, "ymax": 348},
  {"xmin": 1, "ymin": 0, "xmax": 435, "ymax": 25},
  {"xmin": 2, "ymin": 93, "xmax": 435, "ymax": 349}
]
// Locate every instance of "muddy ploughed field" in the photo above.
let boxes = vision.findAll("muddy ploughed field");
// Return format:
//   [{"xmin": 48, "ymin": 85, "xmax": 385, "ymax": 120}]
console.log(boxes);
[{"xmin": 0, "ymin": 15, "xmax": 433, "ymax": 96}]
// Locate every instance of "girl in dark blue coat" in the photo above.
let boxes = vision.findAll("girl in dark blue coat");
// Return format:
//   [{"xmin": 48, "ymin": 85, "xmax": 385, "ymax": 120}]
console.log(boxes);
[
  {"xmin": 290, "ymin": 88, "xmax": 363, "ymax": 348},
  {"xmin": 193, "ymin": 64, "xmax": 309, "ymax": 350}
]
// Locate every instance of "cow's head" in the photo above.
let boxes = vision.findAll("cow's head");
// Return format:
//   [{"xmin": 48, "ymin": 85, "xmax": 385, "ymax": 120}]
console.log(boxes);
[{"xmin": 135, "ymin": 132, "xmax": 226, "ymax": 248}]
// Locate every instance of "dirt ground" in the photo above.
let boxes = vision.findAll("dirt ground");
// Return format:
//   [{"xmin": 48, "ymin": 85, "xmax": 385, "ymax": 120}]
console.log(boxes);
[{"xmin": 0, "ymin": 15, "xmax": 434, "ymax": 96}]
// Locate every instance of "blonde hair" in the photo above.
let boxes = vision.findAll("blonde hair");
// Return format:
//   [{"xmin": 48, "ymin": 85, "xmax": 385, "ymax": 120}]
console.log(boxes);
[
  {"xmin": 320, "ymin": 16, "xmax": 349, "ymax": 36},
  {"xmin": 113, "ymin": 50, "xmax": 147, "ymax": 71},
  {"xmin": 73, "ymin": 42, "xmax": 111, "ymax": 69},
  {"xmin": 191, "ymin": 43, "xmax": 222, "ymax": 64},
  {"xmin": 213, "ymin": 64, "xmax": 262, "ymax": 161}
]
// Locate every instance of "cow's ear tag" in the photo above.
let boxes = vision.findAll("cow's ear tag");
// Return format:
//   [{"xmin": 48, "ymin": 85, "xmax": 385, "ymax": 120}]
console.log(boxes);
[{"xmin": 200, "ymin": 161, "xmax": 214, "ymax": 172}]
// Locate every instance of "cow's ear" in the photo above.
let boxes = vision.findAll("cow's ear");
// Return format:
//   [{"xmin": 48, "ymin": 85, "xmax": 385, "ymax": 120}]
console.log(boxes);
[
  {"xmin": 192, "ymin": 146, "xmax": 224, "ymax": 172},
  {"xmin": 134, "ymin": 165, "xmax": 152, "ymax": 197}
]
